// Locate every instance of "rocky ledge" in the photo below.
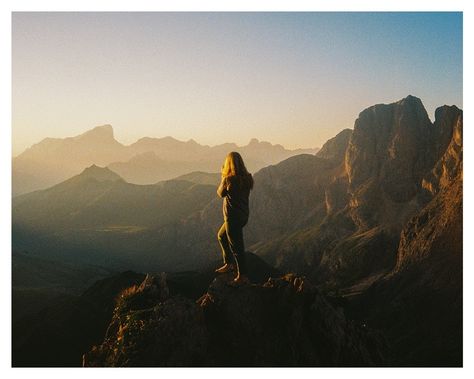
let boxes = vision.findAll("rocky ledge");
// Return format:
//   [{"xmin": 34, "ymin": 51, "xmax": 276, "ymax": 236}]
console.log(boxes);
[{"xmin": 84, "ymin": 272, "xmax": 386, "ymax": 367}]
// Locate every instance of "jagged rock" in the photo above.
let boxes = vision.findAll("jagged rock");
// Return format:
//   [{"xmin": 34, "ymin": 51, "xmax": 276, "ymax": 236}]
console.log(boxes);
[
  {"xmin": 422, "ymin": 107, "xmax": 462, "ymax": 196},
  {"xmin": 84, "ymin": 273, "xmax": 386, "ymax": 366},
  {"xmin": 317, "ymin": 128, "xmax": 353, "ymax": 162},
  {"xmin": 396, "ymin": 170, "xmax": 462, "ymax": 273},
  {"xmin": 393, "ymin": 102, "xmax": 462, "ymax": 275}
]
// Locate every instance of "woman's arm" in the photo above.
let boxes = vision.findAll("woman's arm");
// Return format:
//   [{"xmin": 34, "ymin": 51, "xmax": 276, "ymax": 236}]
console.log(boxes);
[{"xmin": 217, "ymin": 177, "xmax": 228, "ymax": 197}]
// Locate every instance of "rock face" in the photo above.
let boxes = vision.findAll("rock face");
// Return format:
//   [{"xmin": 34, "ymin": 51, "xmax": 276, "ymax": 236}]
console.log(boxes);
[
  {"xmin": 346, "ymin": 170, "xmax": 462, "ymax": 366},
  {"xmin": 346, "ymin": 96, "xmax": 432, "ymax": 205},
  {"xmin": 251, "ymin": 96, "xmax": 462, "ymax": 291},
  {"xmin": 84, "ymin": 273, "xmax": 386, "ymax": 367},
  {"xmin": 344, "ymin": 106, "xmax": 462, "ymax": 366},
  {"xmin": 247, "ymin": 130, "xmax": 352, "ymax": 256}
]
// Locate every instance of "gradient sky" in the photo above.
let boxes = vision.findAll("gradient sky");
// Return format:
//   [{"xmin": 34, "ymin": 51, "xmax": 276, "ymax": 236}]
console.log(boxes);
[{"xmin": 12, "ymin": 12, "xmax": 462, "ymax": 156}]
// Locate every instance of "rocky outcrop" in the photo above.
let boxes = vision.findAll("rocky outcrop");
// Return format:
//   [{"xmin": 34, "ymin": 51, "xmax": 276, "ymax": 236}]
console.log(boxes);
[{"xmin": 84, "ymin": 273, "xmax": 386, "ymax": 367}]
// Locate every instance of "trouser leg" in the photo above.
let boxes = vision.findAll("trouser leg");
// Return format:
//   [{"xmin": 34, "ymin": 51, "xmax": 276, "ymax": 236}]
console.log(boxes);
[
  {"xmin": 217, "ymin": 222, "xmax": 233, "ymax": 265},
  {"xmin": 225, "ymin": 220, "xmax": 247, "ymax": 275}
]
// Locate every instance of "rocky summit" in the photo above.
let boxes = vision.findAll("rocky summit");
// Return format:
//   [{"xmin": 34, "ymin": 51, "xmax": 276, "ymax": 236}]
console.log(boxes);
[{"xmin": 84, "ymin": 273, "xmax": 386, "ymax": 367}]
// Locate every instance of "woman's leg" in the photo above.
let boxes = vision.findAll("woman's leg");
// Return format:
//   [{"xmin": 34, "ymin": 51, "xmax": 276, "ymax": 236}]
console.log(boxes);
[
  {"xmin": 225, "ymin": 220, "xmax": 247, "ymax": 276},
  {"xmin": 217, "ymin": 222, "xmax": 233, "ymax": 265}
]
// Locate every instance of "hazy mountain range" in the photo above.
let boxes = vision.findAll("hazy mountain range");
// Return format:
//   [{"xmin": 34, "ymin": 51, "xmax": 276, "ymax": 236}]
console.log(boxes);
[
  {"xmin": 12, "ymin": 126, "xmax": 319, "ymax": 196},
  {"xmin": 12, "ymin": 95, "xmax": 462, "ymax": 366}
]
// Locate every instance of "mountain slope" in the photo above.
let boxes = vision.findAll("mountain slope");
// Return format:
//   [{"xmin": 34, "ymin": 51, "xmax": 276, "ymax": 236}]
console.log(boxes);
[{"xmin": 12, "ymin": 166, "xmax": 218, "ymax": 270}]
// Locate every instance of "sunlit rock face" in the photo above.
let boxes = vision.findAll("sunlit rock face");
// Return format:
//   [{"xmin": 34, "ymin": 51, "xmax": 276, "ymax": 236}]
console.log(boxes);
[
  {"xmin": 396, "ymin": 107, "xmax": 462, "ymax": 272},
  {"xmin": 345, "ymin": 96, "xmax": 431, "ymax": 227},
  {"xmin": 251, "ymin": 96, "xmax": 462, "ymax": 291}
]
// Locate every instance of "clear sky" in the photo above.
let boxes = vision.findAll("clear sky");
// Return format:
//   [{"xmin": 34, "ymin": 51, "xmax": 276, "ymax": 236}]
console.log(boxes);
[{"xmin": 12, "ymin": 12, "xmax": 462, "ymax": 156}]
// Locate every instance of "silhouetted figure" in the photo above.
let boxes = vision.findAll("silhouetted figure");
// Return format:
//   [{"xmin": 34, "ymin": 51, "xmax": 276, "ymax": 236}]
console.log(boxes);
[{"xmin": 216, "ymin": 152, "xmax": 254, "ymax": 283}]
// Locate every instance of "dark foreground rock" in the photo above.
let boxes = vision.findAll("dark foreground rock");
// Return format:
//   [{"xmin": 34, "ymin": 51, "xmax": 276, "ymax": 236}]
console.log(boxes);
[{"xmin": 84, "ymin": 273, "xmax": 387, "ymax": 367}]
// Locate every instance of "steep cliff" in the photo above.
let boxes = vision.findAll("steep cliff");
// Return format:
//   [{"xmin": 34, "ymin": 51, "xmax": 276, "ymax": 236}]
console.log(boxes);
[
  {"xmin": 252, "ymin": 96, "xmax": 462, "ymax": 291},
  {"xmin": 344, "ymin": 108, "xmax": 462, "ymax": 366}
]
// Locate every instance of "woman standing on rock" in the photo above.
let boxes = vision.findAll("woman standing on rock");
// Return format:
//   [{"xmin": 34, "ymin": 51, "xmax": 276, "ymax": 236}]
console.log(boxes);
[{"xmin": 216, "ymin": 152, "xmax": 253, "ymax": 284}]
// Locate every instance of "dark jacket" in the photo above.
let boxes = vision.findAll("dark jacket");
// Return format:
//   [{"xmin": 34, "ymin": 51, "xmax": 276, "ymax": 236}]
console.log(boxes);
[{"xmin": 217, "ymin": 175, "xmax": 251, "ymax": 224}]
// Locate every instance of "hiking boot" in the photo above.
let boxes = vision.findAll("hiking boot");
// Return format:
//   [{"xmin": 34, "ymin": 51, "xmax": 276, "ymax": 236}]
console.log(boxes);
[
  {"xmin": 233, "ymin": 274, "xmax": 250, "ymax": 284},
  {"xmin": 215, "ymin": 263, "xmax": 234, "ymax": 273}
]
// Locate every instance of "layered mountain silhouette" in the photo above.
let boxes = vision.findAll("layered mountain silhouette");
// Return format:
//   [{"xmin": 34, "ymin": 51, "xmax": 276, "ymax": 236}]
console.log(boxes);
[
  {"xmin": 13, "ymin": 126, "xmax": 318, "ymax": 196},
  {"xmin": 11, "ymin": 95, "xmax": 462, "ymax": 366}
]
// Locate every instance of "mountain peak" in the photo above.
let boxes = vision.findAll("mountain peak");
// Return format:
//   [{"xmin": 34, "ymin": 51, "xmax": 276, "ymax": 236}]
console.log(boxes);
[
  {"xmin": 400, "ymin": 94, "xmax": 422, "ymax": 103},
  {"xmin": 317, "ymin": 128, "xmax": 352, "ymax": 161},
  {"xmin": 77, "ymin": 125, "xmax": 115, "ymax": 141},
  {"xmin": 78, "ymin": 164, "xmax": 123, "ymax": 182}
]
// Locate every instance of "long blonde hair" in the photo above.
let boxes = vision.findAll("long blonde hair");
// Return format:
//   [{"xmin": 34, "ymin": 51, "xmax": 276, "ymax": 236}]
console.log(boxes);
[{"xmin": 221, "ymin": 152, "xmax": 253, "ymax": 189}]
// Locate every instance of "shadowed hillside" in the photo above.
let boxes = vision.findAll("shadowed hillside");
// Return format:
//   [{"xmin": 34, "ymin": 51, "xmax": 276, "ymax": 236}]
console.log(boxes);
[{"xmin": 12, "ymin": 165, "xmax": 218, "ymax": 270}]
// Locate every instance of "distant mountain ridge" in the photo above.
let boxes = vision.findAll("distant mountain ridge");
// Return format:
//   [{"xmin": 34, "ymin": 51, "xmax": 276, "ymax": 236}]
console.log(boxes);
[{"xmin": 13, "ymin": 125, "xmax": 319, "ymax": 195}]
